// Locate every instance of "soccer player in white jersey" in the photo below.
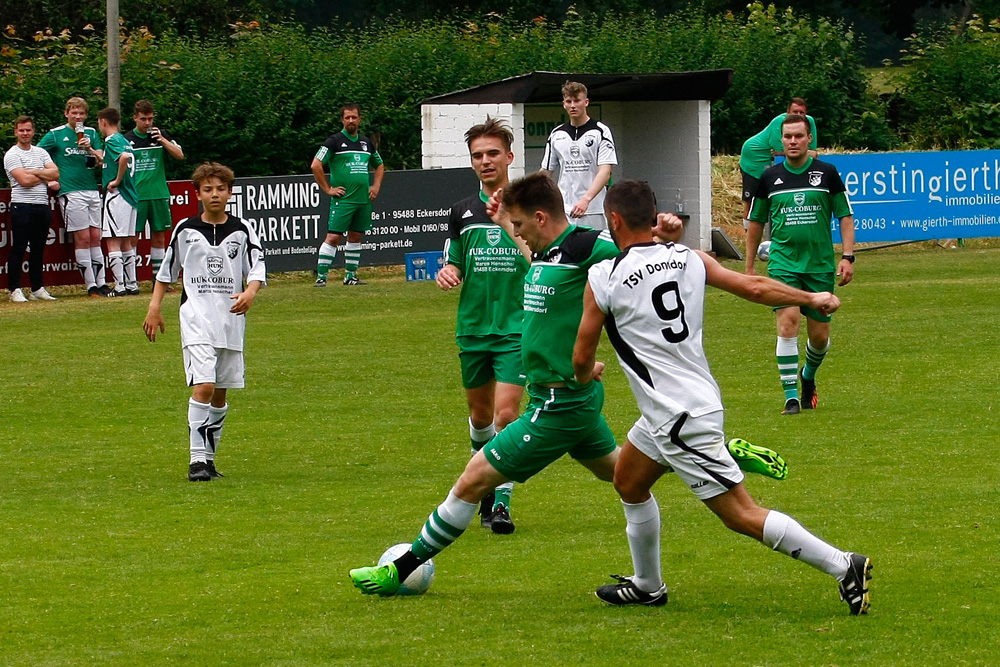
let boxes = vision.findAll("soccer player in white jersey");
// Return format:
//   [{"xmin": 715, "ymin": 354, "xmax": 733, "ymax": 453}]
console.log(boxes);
[
  {"xmin": 143, "ymin": 162, "xmax": 266, "ymax": 482},
  {"xmin": 539, "ymin": 81, "xmax": 617, "ymax": 230},
  {"xmin": 573, "ymin": 180, "xmax": 871, "ymax": 615}
]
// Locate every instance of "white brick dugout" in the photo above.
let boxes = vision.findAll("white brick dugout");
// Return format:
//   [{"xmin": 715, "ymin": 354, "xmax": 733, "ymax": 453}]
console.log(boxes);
[{"xmin": 421, "ymin": 71, "xmax": 733, "ymax": 251}]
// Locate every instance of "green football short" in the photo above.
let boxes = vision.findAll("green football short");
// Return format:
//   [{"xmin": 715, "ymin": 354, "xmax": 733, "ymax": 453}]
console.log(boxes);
[
  {"xmin": 768, "ymin": 268, "xmax": 835, "ymax": 322},
  {"xmin": 457, "ymin": 334, "xmax": 526, "ymax": 389},
  {"xmin": 484, "ymin": 382, "xmax": 617, "ymax": 483},
  {"xmin": 328, "ymin": 200, "xmax": 373, "ymax": 233},
  {"xmin": 135, "ymin": 199, "xmax": 173, "ymax": 234}
]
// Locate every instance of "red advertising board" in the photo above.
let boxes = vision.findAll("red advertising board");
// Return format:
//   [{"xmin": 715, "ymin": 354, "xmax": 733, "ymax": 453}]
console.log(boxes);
[{"xmin": 0, "ymin": 181, "xmax": 199, "ymax": 287}]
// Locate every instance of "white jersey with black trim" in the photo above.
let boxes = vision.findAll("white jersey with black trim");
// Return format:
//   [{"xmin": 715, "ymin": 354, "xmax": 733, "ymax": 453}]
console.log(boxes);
[
  {"xmin": 540, "ymin": 118, "xmax": 617, "ymax": 216},
  {"xmin": 588, "ymin": 241, "xmax": 722, "ymax": 429},
  {"xmin": 157, "ymin": 214, "xmax": 267, "ymax": 351}
]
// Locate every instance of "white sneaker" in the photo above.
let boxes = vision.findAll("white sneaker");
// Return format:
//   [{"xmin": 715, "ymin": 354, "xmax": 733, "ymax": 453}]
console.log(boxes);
[
  {"xmin": 29, "ymin": 287, "xmax": 57, "ymax": 301},
  {"xmin": 9, "ymin": 288, "xmax": 27, "ymax": 303}
]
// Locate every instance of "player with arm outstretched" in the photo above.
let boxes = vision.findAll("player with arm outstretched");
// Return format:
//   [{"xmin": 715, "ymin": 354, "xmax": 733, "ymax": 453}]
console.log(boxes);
[{"xmin": 572, "ymin": 180, "xmax": 870, "ymax": 615}]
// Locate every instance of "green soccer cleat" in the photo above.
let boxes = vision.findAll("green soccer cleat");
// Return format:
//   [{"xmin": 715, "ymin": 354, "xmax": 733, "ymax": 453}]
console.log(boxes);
[
  {"xmin": 349, "ymin": 563, "xmax": 401, "ymax": 597},
  {"xmin": 727, "ymin": 438, "xmax": 788, "ymax": 480}
]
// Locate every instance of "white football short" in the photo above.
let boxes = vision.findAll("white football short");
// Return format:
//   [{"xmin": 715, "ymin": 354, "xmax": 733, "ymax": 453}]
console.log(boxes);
[
  {"xmin": 183, "ymin": 344, "xmax": 245, "ymax": 389},
  {"xmin": 102, "ymin": 191, "xmax": 137, "ymax": 239},
  {"xmin": 574, "ymin": 212, "xmax": 607, "ymax": 230},
  {"xmin": 627, "ymin": 410, "xmax": 744, "ymax": 500},
  {"xmin": 60, "ymin": 190, "xmax": 102, "ymax": 232}
]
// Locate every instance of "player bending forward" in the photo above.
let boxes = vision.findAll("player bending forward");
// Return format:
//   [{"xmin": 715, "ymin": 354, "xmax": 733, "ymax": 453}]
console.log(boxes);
[
  {"xmin": 143, "ymin": 162, "xmax": 266, "ymax": 481},
  {"xmin": 572, "ymin": 180, "xmax": 870, "ymax": 615},
  {"xmin": 348, "ymin": 174, "xmax": 788, "ymax": 599}
]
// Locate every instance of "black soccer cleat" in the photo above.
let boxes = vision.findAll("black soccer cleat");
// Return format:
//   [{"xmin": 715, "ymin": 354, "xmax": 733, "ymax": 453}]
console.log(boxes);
[
  {"xmin": 343, "ymin": 276, "xmax": 366, "ymax": 286},
  {"xmin": 781, "ymin": 398, "xmax": 801, "ymax": 415},
  {"xmin": 596, "ymin": 575, "xmax": 668, "ymax": 607},
  {"xmin": 839, "ymin": 552, "xmax": 872, "ymax": 615},
  {"xmin": 490, "ymin": 504, "xmax": 515, "ymax": 534},
  {"xmin": 206, "ymin": 460, "xmax": 224, "ymax": 478},
  {"xmin": 188, "ymin": 461, "xmax": 212, "ymax": 482},
  {"xmin": 479, "ymin": 491, "xmax": 495, "ymax": 528},
  {"xmin": 125, "ymin": 287, "xmax": 141, "ymax": 296},
  {"xmin": 800, "ymin": 372, "xmax": 818, "ymax": 409}
]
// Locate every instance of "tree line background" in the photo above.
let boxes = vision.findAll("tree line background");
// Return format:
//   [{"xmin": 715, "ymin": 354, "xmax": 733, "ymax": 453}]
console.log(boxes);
[{"xmin": 2, "ymin": 1, "xmax": 999, "ymax": 182}]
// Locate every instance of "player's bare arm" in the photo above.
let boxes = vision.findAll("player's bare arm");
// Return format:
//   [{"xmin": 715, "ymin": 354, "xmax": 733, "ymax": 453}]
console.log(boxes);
[
  {"xmin": 486, "ymin": 187, "xmax": 531, "ymax": 261},
  {"xmin": 571, "ymin": 164, "xmax": 613, "ymax": 218},
  {"xmin": 837, "ymin": 215, "xmax": 855, "ymax": 287},
  {"xmin": 369, "ymin": 164, "xmax": 385, "ymax": 201},
  {"xmin": 310, "ymin": 158, "xmax": 344, "ymax": 198},
  {"xmin": 108, "ymin": 152, "xmax": 129, "ymax": 190},
  {"xmin": 699, "ymin": 250, "xmax": 841, "ymax": 314},
  {"xmin": 652, "ymin": 212, "xmax": 684, "ymax": 244},
  {"xmin": 143, "ymin": 281, "xmax": 169, "ymax": 342},
  {"xmin": 744, "ymin": 219, "xmax": 765, "ymax": 275},
  {"xmin": 155, "ymin": 130, "xmax": 184, "ymax": 160},
  {"xmin": 230, "ymin": 280, "xmax": 263, "ymax": 314},
  {"xmin": 572, "ymin": 283, "xmax": 607, "ymax": 385},
  {"xmin": 436, "ymin": 264, "xmax": 463, "ymax": 290}
]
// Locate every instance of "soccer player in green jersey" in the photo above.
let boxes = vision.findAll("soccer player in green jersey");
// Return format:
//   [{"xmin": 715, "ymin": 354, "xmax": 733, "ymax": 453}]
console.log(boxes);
[
  {"xmin": 437, "ymin": 117, "xmax": 531, "ymax": 533},
  {"xmin": 745, "ymin": 114, "xmax": 855, "ymax": 414},
  {"xmin": 311, "ymin": 104, "xmax": 385, "ymax": 286},
  {"xmin": 98, "ymin": 107, "xmax": 140, "ymax": 296},
  {"xmin": 38, "ymin": 97, "xmax": 110, "ymax": 296},
  {"xmin": 126, "ymin": 100, "xmax": 184, "ymax": 283},
  {"xmin": 739, "ymin": 98, "xmax": 818, "ymax": 227}
]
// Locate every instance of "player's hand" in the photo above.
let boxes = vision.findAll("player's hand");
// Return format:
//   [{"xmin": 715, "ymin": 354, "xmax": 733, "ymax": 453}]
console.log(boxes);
[
  {"xmin": 107, "ymin": 180, "xmax": 120, "ymax": 191},
  {"xmin": 330, "ymin": 186, "xmax": 346, "ymax": 198},
  {"xmin": 570, "ymin": 197, "xmax": 590, "ymax": 218},
  {"xmin": 48, "ymin": 180, "xmax": 61, "ymax": 192},
  {"xmin": 592, "ymin": 361, "xmax": 606, "ymax": 382},
  {"xmin": 486, "ymin": 188, "xmax": 503, "ymax": 220},
  {"xmin": 143, "ymin": 310, "xmax": 166, "ymax": 342},
  {"xmin": 811, "ymin": 292, "xmax": 841, "ymax": 316},
  {"xmin": 230, "ymin": 291, "xmax": 255, "ymax": 314},
  {"xmin": 77, "ymin": 135, "xmax": 91, "ymax": 149},
  {"xmin": 150, "ymin": 127, "xmax": 162, "ymax": 142},
  {"xmin": 653, "ymin": 212, "xmax": 684, "ymax": 243},
  {"xmin": 368, "ymin": 184, "xmax": 380, "ymax": 201},
  {"xmin": 436, "ymin": 264, "xmax": 462, "ymax": 290},
  {"xmin": 836, "ymin": 258, "xmax": 854, "ymax": 286}
]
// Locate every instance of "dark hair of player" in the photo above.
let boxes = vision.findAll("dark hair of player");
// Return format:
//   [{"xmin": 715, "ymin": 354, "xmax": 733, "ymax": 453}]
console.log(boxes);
[
  {"xmin": 341, "ymin": 103, "xmax": 360, "ymax": 116},
  {"xmin": 502, "ymin": 172, "xmax": 564, "ymax": 220},
  {"xmin": 788, "ymin": 97, "xmax": 807, "ymax": 112},
  {"xmin": 97, "ymin": 107, "xmax": 121, "ymax": 126},
  {"xmin": 191, "ymin": 162, "xmax": 235, "ymax": 189},
  {"xmin": 14, "ymin": 115, "xmax": 33, "ymax": 128},
  {"xmin": 464, "ymin": 116, "xmax": 513, "ymax": 152},
  {"xmin": 562, "ymin": 80, "xmax": 587, "ymax": 99},
  {"xmin": 782, "ymin": 113, "xmax": 810, "ymax": 132},
  {"xmin": 133, "ymin": 99, "xmax": 155, "ymax": 115},
  {"xmin": 606, "ymin": 180, "xmax": 656, "ymax": 231}
]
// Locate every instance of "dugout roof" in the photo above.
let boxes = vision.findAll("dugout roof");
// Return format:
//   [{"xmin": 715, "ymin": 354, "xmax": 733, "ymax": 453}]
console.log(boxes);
[{"xmin": 421, "ymin": 70, "xmax": 734, "ymax": 105}]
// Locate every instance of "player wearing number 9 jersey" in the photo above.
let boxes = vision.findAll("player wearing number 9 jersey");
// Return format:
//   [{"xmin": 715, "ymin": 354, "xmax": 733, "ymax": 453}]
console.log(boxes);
[{"xmin": 573, "ymin": 180, "xmax": 871, "ymax": 614}]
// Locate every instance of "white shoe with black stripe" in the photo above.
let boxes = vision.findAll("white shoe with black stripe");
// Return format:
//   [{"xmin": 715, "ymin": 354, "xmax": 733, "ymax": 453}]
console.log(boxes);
[{"xmin": 596, "ymin": 575, "xmax": 668, "ymax": 606}]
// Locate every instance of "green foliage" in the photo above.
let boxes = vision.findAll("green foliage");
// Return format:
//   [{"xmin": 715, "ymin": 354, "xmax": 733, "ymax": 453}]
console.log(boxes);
[
  {"xmin": 897, "ymin": 15, "xmax": 1000, "ymax": 148},
  {"xmin": 2, "ymin": 6, "xmax": 893, "ymax": 181}
]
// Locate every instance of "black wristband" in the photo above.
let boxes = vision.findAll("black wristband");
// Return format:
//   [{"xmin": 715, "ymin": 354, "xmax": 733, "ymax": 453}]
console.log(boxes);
[{"xmin": 842, "ymin": 254, "xmax": 856, "ymax": 264}]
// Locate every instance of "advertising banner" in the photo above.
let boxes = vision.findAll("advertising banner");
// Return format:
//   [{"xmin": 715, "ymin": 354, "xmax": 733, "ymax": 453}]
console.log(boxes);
[
  {"xmin": 0, "ymin": 168, "xmax": 477, "ymax": 286},
  {"xmin": 825, "ymin": 150, "xmax": 1000, "ymax": 243}
]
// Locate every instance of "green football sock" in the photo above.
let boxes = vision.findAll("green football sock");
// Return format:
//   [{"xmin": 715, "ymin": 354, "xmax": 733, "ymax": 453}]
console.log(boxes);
[
  {"xmin": 493, "ymin": 482, "xmax": 513, "ymax": 511},
  {"xmin": 776, "ymin": 336, "xmax": 799, "ymax": 401},
  {"xmin": 802, "ymin": 339, "xmax": 830, "ymax": 381},
  {"xmin": 317, "ymin": 242, "xmax": 337, "ymax": 279},
  {"xmin": 344, "ymin": 241, "xmax": 362, "ymax": 278}
]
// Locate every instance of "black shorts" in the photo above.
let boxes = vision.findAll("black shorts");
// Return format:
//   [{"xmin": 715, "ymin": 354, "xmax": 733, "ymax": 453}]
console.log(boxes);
[{"xmin": 740, "ymin": 169, "xmax": 761, "ymax": 203}]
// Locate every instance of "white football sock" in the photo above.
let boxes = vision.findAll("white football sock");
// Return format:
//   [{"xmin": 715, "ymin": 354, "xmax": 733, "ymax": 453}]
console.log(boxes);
[
  {"xmin": 437, "ymin": 489, "xmax": 478, "ymax": 531},
  {"xmin": 188, "ymin": 398, "xmax": 211, "ymax": 464},
  {"xmin": 206, "ymin": 404, "xmax": 228, "ymax": 461},
  {"xmin": 123, "ymin": 248, "xmax": 137, "ymax": 288},
  {"xmin": 624, "ymin": 495, "xmax": 662, "ymax": 593},
  {"xmin": 90, "ymin": 246, "xmax": 107, "ymax": 287},
  {"xmin": 107, "ymin": 251, "xmax": 124, "ymax": 289},
  {"xmin": 469, "ymin": 418, "xmax": 496, "ymax": 455},
  {"xmin": 75, "ymin": 248, "xmax": 96, "ymax": 288},
  {"xmin": 762, "ymin": 510, "xmax": 851, "ymax": 580}
]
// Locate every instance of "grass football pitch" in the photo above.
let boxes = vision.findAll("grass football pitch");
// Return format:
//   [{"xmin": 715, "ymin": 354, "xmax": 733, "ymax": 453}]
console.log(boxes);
[{"xmin": 2, "ymin": 247, "xmax": 998, "ymax": 666}]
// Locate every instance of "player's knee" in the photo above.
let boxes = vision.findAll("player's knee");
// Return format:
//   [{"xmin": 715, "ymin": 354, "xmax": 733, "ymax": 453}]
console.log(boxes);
[
  {"xmin": 613, "ymin": 471, "xmax": 647, "ymax": 503},
  {"xmin": 493, "ymin": 406, "xmax": 519, "ymax": 431}
]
